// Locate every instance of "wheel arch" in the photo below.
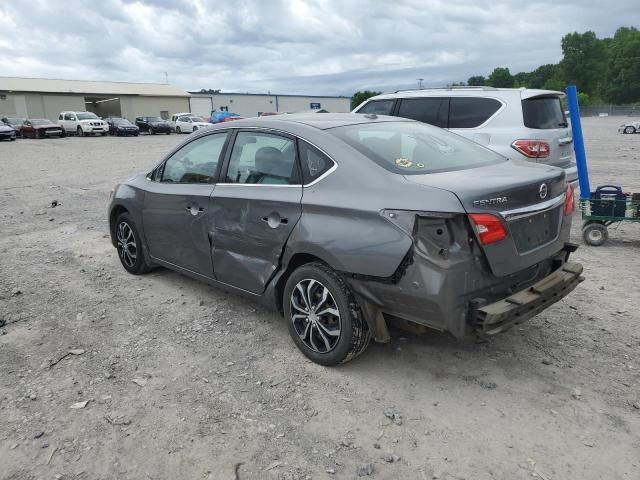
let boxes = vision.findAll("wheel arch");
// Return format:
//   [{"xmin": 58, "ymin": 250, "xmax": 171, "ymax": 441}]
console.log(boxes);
[{"xmin": 109, "ymin": 204, "xmax": 129, "ymax": 247}]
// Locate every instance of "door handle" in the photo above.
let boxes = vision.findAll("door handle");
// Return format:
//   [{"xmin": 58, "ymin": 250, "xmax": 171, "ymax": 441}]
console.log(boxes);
[
  {"xmin": 262, "ymin": 213, "xmax": 288, "ymax": 228},
  {"xmin": 186, "ymin": 205, "xmax": 204, "ymax": 216}
]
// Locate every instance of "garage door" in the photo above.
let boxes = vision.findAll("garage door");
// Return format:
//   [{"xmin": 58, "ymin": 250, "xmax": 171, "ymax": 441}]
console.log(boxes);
[{"xmin": 189, "ymin": 97, "xmax": 213, "ymax": 118}]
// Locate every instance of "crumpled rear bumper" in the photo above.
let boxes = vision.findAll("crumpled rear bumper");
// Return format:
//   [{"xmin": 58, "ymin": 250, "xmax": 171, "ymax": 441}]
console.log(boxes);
[{"xmin": 471, "ymin": 261, "xmax": 584, "ymax": 336}]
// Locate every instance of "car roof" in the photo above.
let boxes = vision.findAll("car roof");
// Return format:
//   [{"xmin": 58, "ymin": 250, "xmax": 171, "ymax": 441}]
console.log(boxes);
[
  {"xmin": 223, "ymin": 113, "xmax": 414, "ymax": 131},
  {"xmin": 367, "ymin": 87, "xmax": 564, "ymax": 101}
]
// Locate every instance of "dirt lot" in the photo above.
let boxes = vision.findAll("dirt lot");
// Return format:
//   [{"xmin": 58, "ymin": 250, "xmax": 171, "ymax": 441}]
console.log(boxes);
[{"xmin": 1, "ymin": 117, "xmax": 639, "ymax": 480}]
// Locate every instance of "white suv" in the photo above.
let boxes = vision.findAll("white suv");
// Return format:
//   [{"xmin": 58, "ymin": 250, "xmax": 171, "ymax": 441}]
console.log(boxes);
[
  {"xmin": 58, "ymin": 111, "xmax": 109, "ymax": 136},
  {"xmin": 353, "ymin": 87, "xmax": 578, "ymax": 184}
]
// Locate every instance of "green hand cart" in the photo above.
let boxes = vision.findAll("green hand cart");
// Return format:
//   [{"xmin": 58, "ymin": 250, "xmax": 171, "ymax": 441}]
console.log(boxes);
[{"xmin": 580, "ymin": 185, "xmax": 640, "ymax": 246}]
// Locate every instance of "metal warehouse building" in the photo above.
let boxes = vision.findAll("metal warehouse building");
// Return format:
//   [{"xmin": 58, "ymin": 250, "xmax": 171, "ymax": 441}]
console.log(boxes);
[
  {"xmin": 0, "ymin": 77, "xmax": 190, "ymax": 122},
  {"xmin": 0, "ymin": 76, "xmax": 351, "ymax": 122},
  {"xmin": 188, "ymin": 93, "xmax": 350, "ymax": 118}
]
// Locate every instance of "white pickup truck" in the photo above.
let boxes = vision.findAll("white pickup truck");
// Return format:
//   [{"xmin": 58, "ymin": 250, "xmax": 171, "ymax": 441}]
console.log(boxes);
[{"xmin": 58, "ymin": 111, "xmax": 109, "ymax": 136}]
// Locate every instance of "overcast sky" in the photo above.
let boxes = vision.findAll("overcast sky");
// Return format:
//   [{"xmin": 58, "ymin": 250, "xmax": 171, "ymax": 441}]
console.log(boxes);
[{"xmin": 0, "ymin": 0, "xmax": 637, "ymax": 96}]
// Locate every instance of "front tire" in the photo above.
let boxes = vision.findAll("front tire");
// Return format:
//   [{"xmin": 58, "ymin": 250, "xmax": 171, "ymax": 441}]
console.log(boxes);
[
  {"xmin": 283, "ymin": 262, "xmax": 370, "ymax": 366},
  {"xmin": 583, "ymin": 222, "xmax": 608, "ymax": 246},
  {"xmin": 624, "ymin": 126, "xmax": 636, "ymax": 134},
  {"xmin": 76, "ymin": 126, "xmax": 83, "ymax": 137},
  {"xmin": 175, "ymin": 126, "xmax": 181, "ymax": 134},
  {"xmin": 115, "ymin": 213, "xmax": 153, "ymax": 275},
  {"xmin": 150, "ymin": 128, "xmax": 155, "ymax": 135}
]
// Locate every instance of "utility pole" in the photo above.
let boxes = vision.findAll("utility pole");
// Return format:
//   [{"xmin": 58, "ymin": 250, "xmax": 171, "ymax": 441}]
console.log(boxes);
[
  {"xmin": 164, "ymin": 72, "xmax": 169, "ymax": 84},
  {"xmin": 417, "ymin": 78, "xmax": 424, "ymax": 89}
]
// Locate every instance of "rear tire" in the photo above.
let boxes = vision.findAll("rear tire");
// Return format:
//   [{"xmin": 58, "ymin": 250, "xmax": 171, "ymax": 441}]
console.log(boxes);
[
  {"xmin": 283, "ymin": 262, "xmax": 370, "ymax": 366},
  {"xmin": 114, "ymin": 212, "xmax": 153, "ymax": 275},
  {"xmin": 583, "ymin": 222, "xmax": 608, "ymax": 246},
  {"xmin": 624, "ymin": 126, "xmax": 636, "ymax": 134}
]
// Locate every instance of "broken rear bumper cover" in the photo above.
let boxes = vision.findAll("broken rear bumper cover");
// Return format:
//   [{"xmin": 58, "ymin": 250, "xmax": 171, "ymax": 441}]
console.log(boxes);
[{"xmin": 471, "ymin": 261, "xmax": 584, "ymax": 336}]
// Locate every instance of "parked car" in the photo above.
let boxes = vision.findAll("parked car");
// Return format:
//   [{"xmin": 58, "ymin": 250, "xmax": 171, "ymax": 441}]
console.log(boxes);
[
  {"xmin": 169, "ymin": 112, "xmax": 192, "ymax": 131},
  {"xmin": 0, "ymin": 123, "xmax": 16, "ymax": 141},
  {"xmin": 21, "ymin": 119, "xmax": 65, "ymax": 138},
  {"xmin": 1, "ymin": 116, "xmax": 26, "ymax": 136},
  {"xmin": 58, "ymin": 111, "xmax": 108, "ymax": 136},
  {"xmin": 618, "ymin": 120, "xmax": 640, "ymax": 134},
  {"xmin": 353, "ymin": 87, "xmax": 578, "ymax": 185},
  {"xmin": 108, "ymin": 113, "xmax": 583, "ymax": 365},
  {"xmin": 107, "ymin": 117, "xmax": 140, "ymax": 136},
  {"xmin": 210, "ymin": 111, "xmax": 243, "ymax": 123},
  {"xmin": 175, "ymin": 115, "xmax": 212, "ymax": 134},
  {"xmin": 135, "ymin": 116, "xmax": 171, "ymax": 135}
]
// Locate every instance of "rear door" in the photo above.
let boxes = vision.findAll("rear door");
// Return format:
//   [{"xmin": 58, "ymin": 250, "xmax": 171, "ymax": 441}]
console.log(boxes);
[
  {"xmin": 142, "ymin": 132, "xmax": 230, "ymax": 277},
  {"xmin": 521, "ymin": 94, "xmax": 573, "ymax": 169},
  {"xmin": 210, "ymin": 130, "xmax": 303, "ymax": 293}
]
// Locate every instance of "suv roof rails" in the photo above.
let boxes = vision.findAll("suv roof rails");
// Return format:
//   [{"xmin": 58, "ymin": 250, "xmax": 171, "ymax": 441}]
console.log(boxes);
[{"xmin": 394, "ymin": 86, "xmax": 499, "ymax": 93}]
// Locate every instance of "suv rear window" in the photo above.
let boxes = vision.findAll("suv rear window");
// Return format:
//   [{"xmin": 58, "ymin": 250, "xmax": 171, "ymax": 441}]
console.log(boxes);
[
  {"xmin": 357, "ymin": 100, "xmax": 394, "ymax": 115},
  {"xmin": 522, "ymin": 96, "xmax": 568, "ymax": 129},
  {"xmin": 328, "ymin": 121, "xmax": 505, "ymax": 175},
  {"xmin": 449, "ymin": 97, "xmax": 502, "ymax": 128},
  {"xmin": 397, "ymin": 97, "xmax": 448, "ymax": 128}
]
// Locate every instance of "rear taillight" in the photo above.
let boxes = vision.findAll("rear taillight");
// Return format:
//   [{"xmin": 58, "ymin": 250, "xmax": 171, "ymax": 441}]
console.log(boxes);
[
  {"xmin": 511, "ymin": 139, "xmax": 551, "ymax": 158},
  {"xmin": 564, "ymin": 183, "xmax": 575, "ymax": 216},
  {"xmin": 469, "ymin": 213, "xmax": 507, "ymax": 245}
]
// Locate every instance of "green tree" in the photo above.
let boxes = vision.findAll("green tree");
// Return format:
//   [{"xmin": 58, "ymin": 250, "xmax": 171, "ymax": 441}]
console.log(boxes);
[
  {"xmin": 559, "ymin": 31, "xmax": 607, "ymax": 96},
  {"xmin": 199, "ymin": 88, "xmax": 221, "ymax": 94},
  {"xmin": 487, "ymin": 67, "xmax": 514, "ymax": 88},
  {"xmin": 577, "ymin": 92, "xmax": 591, "ymax": 106},
  {"xmin": 467, "ymin": 75, "xmax": 486, "ymax": 86},
  {"xmin": 528, "ymin": 64, "xmax": 560, "ymax": 89},
  {"xmin": 351, "ymin": 90, "xmax": 381, "ymax": 110},
  {"xmin": 602, "ymin": 27, "xmax": 640, "ymax": 104},
  {"xmin": 513, "ymin": 71, "xmax": 530, "ymax": 88}
]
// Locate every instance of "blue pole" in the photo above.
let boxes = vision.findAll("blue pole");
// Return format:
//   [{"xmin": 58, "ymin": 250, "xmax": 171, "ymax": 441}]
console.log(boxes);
[{"xmin": 565, "ymin": 85, "xmax": 591, "ymax": 199}]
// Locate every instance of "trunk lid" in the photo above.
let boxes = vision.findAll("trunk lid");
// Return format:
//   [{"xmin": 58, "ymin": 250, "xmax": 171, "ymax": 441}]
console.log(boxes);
[{"xmin": 405, "ymin": 160, "xmax": 568, "ymax": 277}]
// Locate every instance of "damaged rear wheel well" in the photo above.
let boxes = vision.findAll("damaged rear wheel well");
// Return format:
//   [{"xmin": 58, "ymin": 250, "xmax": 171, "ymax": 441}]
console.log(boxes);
[{"xmin": 275, "ymin": 253, "xmax": 328, "ymax": 314}]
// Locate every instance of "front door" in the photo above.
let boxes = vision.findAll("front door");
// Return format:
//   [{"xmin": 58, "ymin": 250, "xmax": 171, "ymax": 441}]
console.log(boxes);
[
  {"xmin": 142, "ymin": 132, "xmax": 229, "ymax": 277},
  {"xmin": 211, "ymin": 130, "xmax": 303, "ymax": 293}
]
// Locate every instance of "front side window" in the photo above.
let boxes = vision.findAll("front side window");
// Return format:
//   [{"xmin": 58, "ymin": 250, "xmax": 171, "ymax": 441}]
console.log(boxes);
[
  {"xmin": 448, "ymin": 97, "xmax": 502, "ymax": 128},
  {"xmin": 224, "ymin": 131, "xmax": 298, "ymax": 185},
  {"xmin": 298, "ymin": 141, "xmax": 334, "ymax": 184},
  {"xmin": 64, "ymin": 113, "xmax": 75, "ymax": 121},
  {"xmin": 329, "ymin": 121, "xmax": 505, "ymax": 175},
  {"xmin": 356, "ymin": 100, "xmax": 395, "ymax": 115},
  {"xmin": 160, "ymin": 133, "xmax": 228, "ymax": 183},
  {"xmin": 397, "ymin": 97, "xmax": 448, "ymax": 128}
]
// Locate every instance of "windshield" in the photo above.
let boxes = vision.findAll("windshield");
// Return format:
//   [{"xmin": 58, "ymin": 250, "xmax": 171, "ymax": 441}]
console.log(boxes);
[
  {"xmin": 6, "ymin": 117, "xmax": 25, "ymax": 125},
  {"xmin": 147, "ymin": 117, "xmax": 163, "ymax": 122},
  {"xmin": 189, "ymin": 116, "xmax": 205, "ymax": 122},
  {"xmin": 522, "ymin": 96, "xmax": 568, "ymax": 129},
  {"xmin": 329, "ymin": 121, "xmax": 506, "ymax": 175},
  {"xmin": 31, "ymin": 119, "xmax": 54, "ymax": 126},
  {"xmin": 77, "ymin": 112, "xmax": 99, "ymax": 120},
  {"xmin": 112, "ymin": 118, "xmax": 132, "ymax": 126}
]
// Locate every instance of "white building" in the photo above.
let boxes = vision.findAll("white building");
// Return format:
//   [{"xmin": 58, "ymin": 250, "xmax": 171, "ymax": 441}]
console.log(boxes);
[{"xmin": 189, "ymin": 92, "xmax": 350, "ymax": 118}]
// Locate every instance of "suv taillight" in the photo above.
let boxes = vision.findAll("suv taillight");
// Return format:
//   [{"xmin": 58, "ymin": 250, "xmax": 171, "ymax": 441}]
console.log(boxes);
[
  {"xmin": 511, "ymin": 139, "xmax": 551, "ymax": 158},
  {"xmin": 564, "ymin": 183, "xmax": 575, "ymax": 216},
  {"xmin": 469, "ymin": 214, "xmax": 507, "ymax": 245}
]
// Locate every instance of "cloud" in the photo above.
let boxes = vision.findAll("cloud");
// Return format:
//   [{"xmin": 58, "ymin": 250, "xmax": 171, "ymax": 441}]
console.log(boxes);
[{"xmin": 0, "ymin": 0, "xmax": 636, "ymax": 95}]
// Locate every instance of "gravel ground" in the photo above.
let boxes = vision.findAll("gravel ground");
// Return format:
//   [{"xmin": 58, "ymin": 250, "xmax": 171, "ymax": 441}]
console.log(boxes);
[{"xmin": 1, "ymin": 117, "xmax": 639, "ymax": 480}]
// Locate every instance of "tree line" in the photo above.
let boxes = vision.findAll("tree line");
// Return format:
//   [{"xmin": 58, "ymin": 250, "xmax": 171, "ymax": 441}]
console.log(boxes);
[{"xmin": 352, "ymin": 27, "xmax": 639, "ymax": 108}]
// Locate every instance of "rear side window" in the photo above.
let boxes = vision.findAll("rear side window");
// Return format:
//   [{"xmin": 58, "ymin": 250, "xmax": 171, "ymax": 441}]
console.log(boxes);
[
  {"xmin": 522, "ymin": 96, "xmax": 568, "ymax": 129},
  {"xmin": 397, "ymin": 97, "xmax": 448, "ymax": 128},
  {"xmin": 449, "ymin": 97, "xmax": 502, "ymax": 128},
  {"xmin": 329, "ymin": 121, "xmax": 505, "ymax": 175},
  {"xmin": 357, "ymin": 100, "xmax": 394, "ymax": 115},
  {"xmin": 298, "ymin": 141, "xmax": 334, "ymax": 184},
  {"xmin": 224, "ymin": 131, "xmax": 299, "ymax": 185}
]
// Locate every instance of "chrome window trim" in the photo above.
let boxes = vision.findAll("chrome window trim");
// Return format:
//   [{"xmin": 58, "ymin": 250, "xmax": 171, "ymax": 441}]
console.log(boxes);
[{"xmin": 500, "ymin": 193, "xmax": 565, "ymax": 221}]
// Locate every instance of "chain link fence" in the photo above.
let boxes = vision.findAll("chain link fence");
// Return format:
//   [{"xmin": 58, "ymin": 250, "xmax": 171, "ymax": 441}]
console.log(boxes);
[{"xmin": 580, "ymin": 105, "xmax": 640, "ymax": 117}]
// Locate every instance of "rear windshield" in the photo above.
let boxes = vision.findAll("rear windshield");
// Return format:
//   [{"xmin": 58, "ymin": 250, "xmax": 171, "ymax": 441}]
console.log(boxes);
[
  {"xmin": 328, "ymin": 121, "xmax": 506, "ymax": 175},
  {"xmin": 522, "ymin": 96, "xmax": 568, "ymax": 129}
]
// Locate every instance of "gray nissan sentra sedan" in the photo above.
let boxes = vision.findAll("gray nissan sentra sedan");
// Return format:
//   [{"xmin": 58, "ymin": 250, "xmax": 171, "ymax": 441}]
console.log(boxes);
[{"xmin": 108, "ymin": 113, "xmax": 583, "ymax": 365}]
